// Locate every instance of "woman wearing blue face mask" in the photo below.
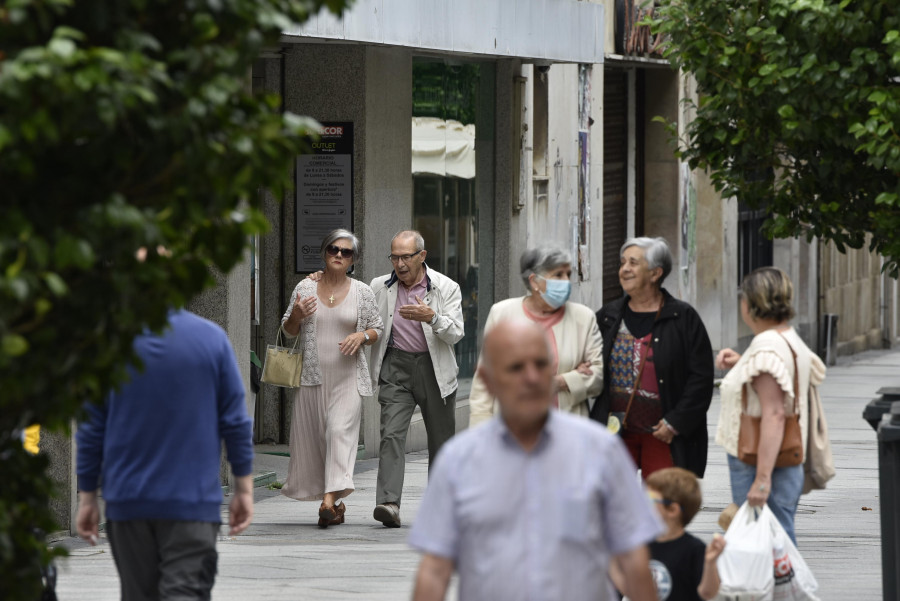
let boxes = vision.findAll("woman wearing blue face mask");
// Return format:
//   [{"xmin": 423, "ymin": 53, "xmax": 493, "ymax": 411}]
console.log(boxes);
[
  {"xmin": 468, "ymin": 245, "xmax": 604, "ymax": 427},
  {"xmin": 589, "ymin": 237, "xmax": 714, "ymax": 480}
]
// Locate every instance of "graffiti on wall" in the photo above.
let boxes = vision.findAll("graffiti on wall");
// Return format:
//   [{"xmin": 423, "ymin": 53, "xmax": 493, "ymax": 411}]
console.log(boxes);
[
  {"xmin": 680, "ymin": 162, "xmax": 697, "ymax": 286},
  {"xmin": 577, "ymin": 64, "xmax": 592, "ymax": 281}
]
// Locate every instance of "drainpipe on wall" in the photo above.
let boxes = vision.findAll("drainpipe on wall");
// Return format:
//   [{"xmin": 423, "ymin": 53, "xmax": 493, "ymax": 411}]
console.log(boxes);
[{"xmin": 278, "ymin": 48, "xmax": 288, "ymax": 444}]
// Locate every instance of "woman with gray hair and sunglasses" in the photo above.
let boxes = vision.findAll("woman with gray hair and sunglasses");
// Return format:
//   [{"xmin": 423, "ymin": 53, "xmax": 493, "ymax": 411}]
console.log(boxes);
[
  {"xmin": 589, "ymin": 237, "xmax": 713, "ymax": 480},
  {"xmin": 468, "ymin": 244, "xmax": 604, "ymax": 427},
  {"xmin": 279, "ymin": 229, "xmax": 384, "ymax": 528}
]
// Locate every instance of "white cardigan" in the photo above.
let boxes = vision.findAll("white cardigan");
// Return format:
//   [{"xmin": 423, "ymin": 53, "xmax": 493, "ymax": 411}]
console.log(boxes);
[
  {"xmin": 281, "ymin": 278, "xmax": 384, "ymax": 397},
  {"xmin": 468, "ymin": 297, "xmax": 604, "ymax": 427}
]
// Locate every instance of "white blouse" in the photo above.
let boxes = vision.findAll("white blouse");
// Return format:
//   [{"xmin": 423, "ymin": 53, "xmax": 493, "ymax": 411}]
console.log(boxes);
[{"xmin": 716, "ymin": 327, "xmax": 826, "ymax": 457}]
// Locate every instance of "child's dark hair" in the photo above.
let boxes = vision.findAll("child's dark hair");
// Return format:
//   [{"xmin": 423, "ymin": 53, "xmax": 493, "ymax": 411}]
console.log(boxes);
[{"xmin": 646, "ymin": 467, "xmax": 702, "ymax": 527}]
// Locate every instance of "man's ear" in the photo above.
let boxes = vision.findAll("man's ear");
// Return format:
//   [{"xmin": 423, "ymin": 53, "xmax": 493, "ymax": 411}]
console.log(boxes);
[{"xmin": 419, "ymin": 249, "xmax": 427, "ymax": 263}]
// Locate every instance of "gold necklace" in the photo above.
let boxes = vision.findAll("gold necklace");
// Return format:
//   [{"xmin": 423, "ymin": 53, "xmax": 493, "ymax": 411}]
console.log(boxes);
[{"xmin": 325, "ymin": 278, "xmax": 345, "ymax": 304}]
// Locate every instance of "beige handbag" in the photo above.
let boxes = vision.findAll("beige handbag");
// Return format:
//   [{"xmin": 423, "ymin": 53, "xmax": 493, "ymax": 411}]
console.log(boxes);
[{"xmin": 260, "ymin": 329, "xmax": 303, "ymax": 388}]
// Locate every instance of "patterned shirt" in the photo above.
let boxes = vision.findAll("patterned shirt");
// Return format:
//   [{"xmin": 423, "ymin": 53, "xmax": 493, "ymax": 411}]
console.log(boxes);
[{"xmin": 608, "ymin": 321, "xmax": 662, "ymax": 432}]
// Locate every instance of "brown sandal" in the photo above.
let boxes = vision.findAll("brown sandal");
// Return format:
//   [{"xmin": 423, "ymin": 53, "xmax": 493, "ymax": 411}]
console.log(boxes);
[{"xmin": 317, "ymin": 501, "xmax": 346, "ymax": 528}]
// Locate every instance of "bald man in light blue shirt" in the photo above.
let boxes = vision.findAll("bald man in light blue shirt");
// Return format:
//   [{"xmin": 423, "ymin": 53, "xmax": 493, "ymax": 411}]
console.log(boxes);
[{"xmin": 409, "ymin": 318, "xmax": 661, "ymax": 601}]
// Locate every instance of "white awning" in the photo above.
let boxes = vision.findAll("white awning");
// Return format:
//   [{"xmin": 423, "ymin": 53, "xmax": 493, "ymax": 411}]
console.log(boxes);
[
  {"xmin": 284, "ymin": 0, "xmax": 605, "ymax": 64},
  {"xmin": 411, "ymin": 117, "xmax": 475, "ymax": 179}
]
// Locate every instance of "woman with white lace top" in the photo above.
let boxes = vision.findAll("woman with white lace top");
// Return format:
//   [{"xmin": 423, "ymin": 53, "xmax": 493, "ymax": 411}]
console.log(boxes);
[
  {"xmin": 280, "ymin": 229, "xmax": 383, "ymax": 528},
  {"xmin": 715, "ymin": 267, "xmax": 826, "ymax": 544}
]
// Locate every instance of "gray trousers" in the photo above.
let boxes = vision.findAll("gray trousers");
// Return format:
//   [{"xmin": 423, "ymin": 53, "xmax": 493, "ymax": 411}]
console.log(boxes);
[
  {"xmin": 376, "ymin": 348, "xmax": 456, "ymax": 506},
  {"xmin": 107, "ymin": 520, "xmax": 219, "ymax": 601}
]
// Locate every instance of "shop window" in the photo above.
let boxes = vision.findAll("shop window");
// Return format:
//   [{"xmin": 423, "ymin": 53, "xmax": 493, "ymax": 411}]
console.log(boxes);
[{"xmin": 412, "ymin": 60, "xmax": 486, "ymax": 388}]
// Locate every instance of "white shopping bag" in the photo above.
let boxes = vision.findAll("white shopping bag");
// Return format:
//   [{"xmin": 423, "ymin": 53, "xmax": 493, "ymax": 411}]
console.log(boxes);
[
  {"xmin": 771, "ymin": 519, "xmax": 820, "ymax": 601},
  {"xmin": 716, "ymin": 502, "xmax": 775, "ymax": 601}
]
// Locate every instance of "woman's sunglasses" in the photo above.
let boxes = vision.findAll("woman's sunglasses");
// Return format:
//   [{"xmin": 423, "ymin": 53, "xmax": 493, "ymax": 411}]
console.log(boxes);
[{"xmin": 326, "ymin": 244, "xmax": 354, "ymax": 259}]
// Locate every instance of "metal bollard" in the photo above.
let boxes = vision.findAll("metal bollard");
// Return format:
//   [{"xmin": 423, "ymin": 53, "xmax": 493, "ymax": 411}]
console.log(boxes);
[
  {"xmin": 819, "ymin": 313, "xmax": 839, "ymax": 366},
  {"xmin": 877, "ymin": 401, "xmax": 900, "ymax": 601}
]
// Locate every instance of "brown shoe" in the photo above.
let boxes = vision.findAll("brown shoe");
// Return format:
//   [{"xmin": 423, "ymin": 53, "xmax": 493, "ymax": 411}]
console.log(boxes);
[
  {"xmin": 373, "ymin": 503, "xmax": 401, "ymax": 528},
  {"xmin": 318, "ymin": 501, "xmax": 346, "ymax": 528}
]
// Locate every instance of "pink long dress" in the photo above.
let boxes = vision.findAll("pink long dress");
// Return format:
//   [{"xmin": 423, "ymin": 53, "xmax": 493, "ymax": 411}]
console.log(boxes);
[{"xmin": 281, "ymin": 282, "xmax": 360, "ymax": 502}]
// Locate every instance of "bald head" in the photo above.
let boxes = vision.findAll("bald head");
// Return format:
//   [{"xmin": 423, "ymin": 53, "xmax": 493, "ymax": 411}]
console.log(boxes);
[
  {"xmin": 391, "ymin": 230, "xmax": 425, "ymax": 252},
  {"xmin": 478, "ymin": 318, "xmax": 555, "ymax": 425},
  {"xmin": 391, "ymin": 230, "xmax": 427, "ymax": 286},
  {"xmin": 481, "ymin": 319, "xmax": 550, "ymax": 373}
]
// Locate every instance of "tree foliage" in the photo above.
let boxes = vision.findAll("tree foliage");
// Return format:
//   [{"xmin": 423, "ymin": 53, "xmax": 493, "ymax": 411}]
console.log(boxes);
[
  {"xmin": 652, "ymin": 0, "xmax": 900, "ymax": 275},
  {"xmin": 0, "ymin": 0, "xmax": 349, "ymax": 596}
]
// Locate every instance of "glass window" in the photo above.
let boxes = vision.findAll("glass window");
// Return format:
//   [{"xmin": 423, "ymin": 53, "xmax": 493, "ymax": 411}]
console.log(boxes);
[{"xmin": 412, "ymin": 60, "xmax": 489, "ymax": 393}]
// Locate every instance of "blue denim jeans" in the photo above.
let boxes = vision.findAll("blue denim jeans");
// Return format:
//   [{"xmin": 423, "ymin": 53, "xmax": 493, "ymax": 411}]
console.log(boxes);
[{"xmin": 727, "ymin": 454, "xmax": 804, "ymax": 545}]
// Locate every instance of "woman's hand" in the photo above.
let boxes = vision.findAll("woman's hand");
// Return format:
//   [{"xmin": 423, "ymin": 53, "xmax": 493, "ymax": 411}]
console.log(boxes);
[
  {"xmin": 715, "ymin": 348, "xmax": 741, "ymax": 370},
  {"xmin": 651, "ymin": 420, "xmax": 675, "ymax": 444},
  {"xmin": 292, "ymin": 295, "xmax": 317, "ymax": 321},
  {"xmin": 555, "ymin": 375, "xmax": 569, "ymax": 392},
  {"xmin": 746, "ymin": 476, "xmax": 771, "ymax": 507},
  {"xmin": 338, "ymin": 332, "xmax": 367, "ymax": 356},
  {"xmin": 306, "ymin": 270, "xmax": 324, "ymax": 282},
  {"xmin": 575, "ymin": 361, "xmax": 592, "ymax": 376}
]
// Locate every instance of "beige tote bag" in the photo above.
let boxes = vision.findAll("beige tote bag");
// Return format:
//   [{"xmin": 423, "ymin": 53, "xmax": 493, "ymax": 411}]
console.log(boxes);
[{"xmin": 260, "ymin": 329, "xmax": 303, "ymax": 388}]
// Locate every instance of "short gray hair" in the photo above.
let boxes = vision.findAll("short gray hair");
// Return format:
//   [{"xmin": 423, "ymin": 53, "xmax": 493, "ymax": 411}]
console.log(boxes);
[
  {"xmin": 519, "ymin": 245, "xmax": 572, "ymax": 291},
  {"xmin": 320, "ymin": 229, "xmax": 361, "ymax": 263},
  {"xmin": 392, "ymin": 230, "xmax": 425, "ymax": 252},
  {"xmin": 621, "ymin": 236, "xmax": 672, "ymax": 285}
]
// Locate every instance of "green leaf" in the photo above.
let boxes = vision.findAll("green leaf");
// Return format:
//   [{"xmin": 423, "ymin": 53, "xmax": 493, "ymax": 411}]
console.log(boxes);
[
  {"xmin": 48, "ymin": 38, "xmax": 76, "ymax": 59},
  {"xmin": 42, "ymin": 272, "xmax": 68, "ymax": 296},
  {"xmin": 54, "ymin": 236, "xmax": 95, "ymax": 270},
  {"xmin": 867, "ymin": 90, "xmax": 888, "ymax": 104},
  {"xmin": 1, "ymin": 335, "xmax": 29, "ymax": 357},
  {"xmin": 777, "ymin": 105, "xmax": 796, "ymax": 118}
]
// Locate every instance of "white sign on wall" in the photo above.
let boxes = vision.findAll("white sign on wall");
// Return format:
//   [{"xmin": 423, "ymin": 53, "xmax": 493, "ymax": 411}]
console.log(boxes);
[{"xmin": 295, "ymin": 122, "xmax": 354, "ymax": 273}]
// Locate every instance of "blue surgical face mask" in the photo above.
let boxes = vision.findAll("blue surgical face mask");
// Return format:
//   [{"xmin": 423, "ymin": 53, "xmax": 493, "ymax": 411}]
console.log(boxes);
[{"xmin": 538, "ymin": 276, "xmax": 571, "ymax": 309}]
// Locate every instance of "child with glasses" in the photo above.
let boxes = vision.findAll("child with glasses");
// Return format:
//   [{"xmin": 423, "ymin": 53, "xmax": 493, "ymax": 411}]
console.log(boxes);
[{"xmin": 611, "ymin": 467, "xmax": 726, "ymax": 601}]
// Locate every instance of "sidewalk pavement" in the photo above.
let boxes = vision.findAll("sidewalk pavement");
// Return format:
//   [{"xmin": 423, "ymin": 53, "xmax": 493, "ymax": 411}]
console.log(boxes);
[{"xmin": 54, "ymin": 347, "xmax": 899, "ymax": 600}]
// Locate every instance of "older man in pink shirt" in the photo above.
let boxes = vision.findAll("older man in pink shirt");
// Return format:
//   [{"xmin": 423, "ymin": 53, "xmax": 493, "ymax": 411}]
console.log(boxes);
[{"xmin": 368, "ymin": 230, "xmax": 464, "ymax": 528}]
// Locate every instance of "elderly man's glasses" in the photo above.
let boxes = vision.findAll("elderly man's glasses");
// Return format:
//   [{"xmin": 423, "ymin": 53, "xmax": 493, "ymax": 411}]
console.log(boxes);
[
  {"xmin": 388, "ymin": 250, "xmax": 423, "ymax": 263},
  {"xmin": 326, "ymin": 245, "xmax": 354, "ymax": 259}
]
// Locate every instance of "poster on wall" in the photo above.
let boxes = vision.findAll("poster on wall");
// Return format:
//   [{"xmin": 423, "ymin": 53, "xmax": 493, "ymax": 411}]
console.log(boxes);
[{"xmin": 295, "ymin": 122, "xmax": 353, "ymax": 273}]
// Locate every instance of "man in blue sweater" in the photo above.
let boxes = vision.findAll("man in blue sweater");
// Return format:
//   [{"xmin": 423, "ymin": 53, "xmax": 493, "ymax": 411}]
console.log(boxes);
[{"xmin": 76, "ymin": 309, "xmax": 255, "ymax": 601}]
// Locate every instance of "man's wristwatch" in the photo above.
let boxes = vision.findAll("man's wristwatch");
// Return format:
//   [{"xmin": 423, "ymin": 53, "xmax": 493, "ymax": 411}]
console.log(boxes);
[
  {"xmin": 363, "ymin": 331, "xmax": 371, "ymax": 343},
  {"xmin": 429, "ymin": 313, "xmax": 439, "ymax": 326}
]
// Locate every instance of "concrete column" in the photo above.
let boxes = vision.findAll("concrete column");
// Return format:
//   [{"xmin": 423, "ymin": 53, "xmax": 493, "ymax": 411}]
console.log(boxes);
[
  {"xmin": 494, "ymin": 59, "xmax": 519, "ymax": 302},
  {"xmin": 360, "ymin": 46, "xmax": 413, "ymax": 459},
  {"xmin": 188, "ymin": 254, "xmax": 252, "ymax": 490},
  {"xmin": 45, "ymin": 425, "xmax": 77, "ymax": 535},
  {"xmin": 643, "ymin": 69, "xmax": 680, "ymax": 286},
  {"xmin": 258, "ymin": 55, "xmax": 288, "ymax": 444},
  {"xmin": 476, "ymin": 63, "xmax": 497, "ymax": 341},
  {"xmin": 282, "ymin": 43, "xmax": 412, "ymax": 458}
]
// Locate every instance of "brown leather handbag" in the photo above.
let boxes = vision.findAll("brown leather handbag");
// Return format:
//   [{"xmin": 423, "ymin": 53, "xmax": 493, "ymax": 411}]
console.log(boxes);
[{"xmin": 737, "ymin": 333, "xmax": 804, "ymax": 468}]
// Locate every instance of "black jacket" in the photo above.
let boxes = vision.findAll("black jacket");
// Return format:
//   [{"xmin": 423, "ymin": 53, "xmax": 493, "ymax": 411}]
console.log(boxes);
[{"xmin": 589, "ymin": 289, "xmax": 714, "ymax": 477}]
